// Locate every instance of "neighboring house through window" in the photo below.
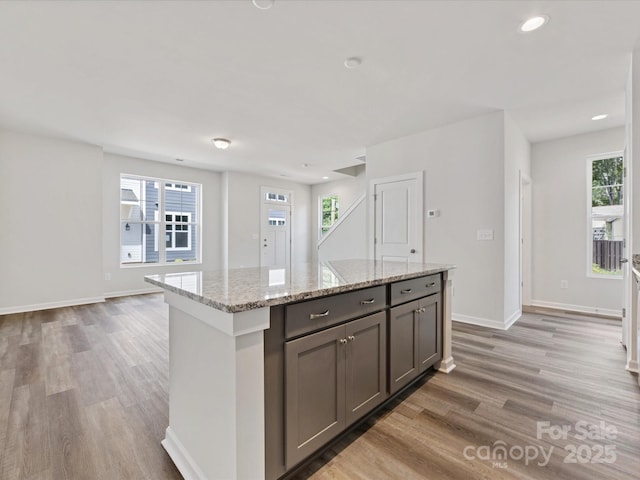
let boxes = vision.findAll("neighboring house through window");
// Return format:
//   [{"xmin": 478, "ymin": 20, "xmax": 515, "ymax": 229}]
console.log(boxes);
[{"xmin": 120, "ymin": 175, "xmax": 201, "ymax": 265}]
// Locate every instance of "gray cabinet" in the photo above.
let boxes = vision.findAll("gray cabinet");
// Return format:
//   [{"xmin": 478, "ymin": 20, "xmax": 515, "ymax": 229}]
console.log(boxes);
[
  {"xmin": 285, "ymin": 311, "xmax": 386, "ymax": 468},
  {"xmin": 389, "ymin": 293, "xmax": 442, "ymax": 394}
]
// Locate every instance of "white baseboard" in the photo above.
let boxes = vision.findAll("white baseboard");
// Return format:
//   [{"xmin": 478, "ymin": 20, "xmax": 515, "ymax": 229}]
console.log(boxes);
[
  {"xmin": 504, "ymin": 309, "xmax": 522, "ymax": 329},
  {"xmin": 529, "ymin": 300, "xmax": 622, "ymax": 318},
  {"xmin": 452, "ymin": 312, "xmax": 509, "ymax": 330},
  {"xmin": 104, "ymin": 287, "xmax": 162, "ymax": 299},
  {"xmin": 0, "ymin": 296, "xmax": 105, "ymax": 316},
  {"xmin": 626, "ymin": 360, "xmax": 639, "ymax": 374},
  {"xmin": 162, "ymin": 427, "xmax": 207, "ymax": 480}
]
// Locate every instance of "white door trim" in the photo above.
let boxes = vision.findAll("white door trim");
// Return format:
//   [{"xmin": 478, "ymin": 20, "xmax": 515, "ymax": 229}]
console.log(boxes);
[
  {"xmin": 368, "ymin": 171, "xmax": 424, "ymax": 261},
  {"xmin": 519, "ymin": 172, "xmax": 532, "ymax": 307}
]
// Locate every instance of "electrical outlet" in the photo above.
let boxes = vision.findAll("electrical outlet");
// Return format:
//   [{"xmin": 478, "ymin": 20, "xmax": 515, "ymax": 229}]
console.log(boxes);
[
  {"xmin": 477, "ymin": 229, "xmax": 494, "ymax": 241},
  {"xmin": 560, "ymin": 280, "xmax": 568, "ymax": 289},
  {"xmin": 104, "ymin": 272, "xmax": 111, "ymax": 281},
  {"xmin": 427, "ymin": 209, "xmax": 440, "ymax": 218}
]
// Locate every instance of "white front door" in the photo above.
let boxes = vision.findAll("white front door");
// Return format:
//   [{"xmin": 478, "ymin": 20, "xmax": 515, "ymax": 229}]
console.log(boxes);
[
  {"xmin": 261, "ymin": 204, "xmax": 291, "ymax": 268},
  {"xmin": 372, "ymin": 173, "xmax": 423, "ymax": 263}
]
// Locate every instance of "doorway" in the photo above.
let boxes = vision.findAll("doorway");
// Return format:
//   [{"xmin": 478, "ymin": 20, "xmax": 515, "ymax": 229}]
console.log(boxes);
[
  {"xmin": 260, "ymin": 187, "xmax": 292, "ymax": 268},
  {"xmin": 520, "ymin": 172, "xmax": 532, "ymax": 307}
]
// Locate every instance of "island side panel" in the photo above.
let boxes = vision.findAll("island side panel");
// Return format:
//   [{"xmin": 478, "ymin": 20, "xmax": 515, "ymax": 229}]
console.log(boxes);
[
  {"xmin": 437, "ymin": 270, "xmax": 456, "ymax": 373},
  {"xmin": 265, "ymin": 305, "xmax": 286, "ymax": 480},
  {"xmin": 163, "ymin": 292, "xmax": 269, "ymax": 480}
]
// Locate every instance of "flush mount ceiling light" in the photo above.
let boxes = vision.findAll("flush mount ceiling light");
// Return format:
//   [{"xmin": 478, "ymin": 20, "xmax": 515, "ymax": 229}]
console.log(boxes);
[
  {"xmin": 519, "ymin": 15, "xmax": 549, "ymax": 33},
  {"xmin": 344, "ymin": 57, "xmax": 362, "ymax": 69},
  {"xmin": 212, "ymin": 138, "xmax": 231, "ymax": 149},
  {"xmin": 252, "ymin": 0, "xmax": 274, "ymax": 10},
  {"xmin": 592, "ymin": 114, "xmax": 608, "ymax": 121}
]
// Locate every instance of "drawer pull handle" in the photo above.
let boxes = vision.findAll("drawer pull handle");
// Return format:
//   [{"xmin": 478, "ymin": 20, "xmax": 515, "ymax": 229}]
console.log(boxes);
[
  {"xmin": 401, "ymin": 289, "xmax": 412, "ymax": 294},
  {"xmin": 347, "ymin": 335, "xmax": 355, "ymax": 342},
  {"xmin": 426, "ymin": 282, "xmax": 436, "ymax": 288},
  {"xmin": 310, "ymin": 310, "xmax": 330, "ymax": 319},
  {"xmin": 360, "ymin": 298, "xmax": 375, "ymax": 305}
]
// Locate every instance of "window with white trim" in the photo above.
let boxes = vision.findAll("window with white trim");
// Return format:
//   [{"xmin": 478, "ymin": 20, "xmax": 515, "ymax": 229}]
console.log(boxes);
[
  {"xmin": 120, "ymin": 175, "xmax": 201, "ymax": 265},
  {"xmin": 319, "ymin": 194, "xmax": 339, "ymax": 236},
  {"xmin": 588, "ymin": 154, "xmax": 623, "ymax": 277}
]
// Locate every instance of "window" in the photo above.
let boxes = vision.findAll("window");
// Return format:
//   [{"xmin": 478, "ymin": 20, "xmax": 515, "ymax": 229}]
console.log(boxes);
[
  {"xmin": 588, "ymin": 154, "xmax": 623, "ymax": 277},
  {"xmin": 320, "ymin": 194, "xmax": 339, "ymax": 236},
  {"xmin": 165, "ymin": 183, "xmax": 192, "ymax": 192},
  {"xmin": 166, "ymin": 213, "xmax": 192, "ymax": 250},
  {"xmin": 120, "ymin": 175, "xmax": 201, "ymax": 265},
  {"xmin": 265, "ymin": 192, "xmax": 289, "ymax": 203}
]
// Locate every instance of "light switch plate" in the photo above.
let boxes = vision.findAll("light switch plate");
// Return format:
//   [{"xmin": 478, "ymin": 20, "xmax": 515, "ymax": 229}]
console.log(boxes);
[{"xmin": 477, "ymin": 229, "xmax": 494, "ymax": 241}]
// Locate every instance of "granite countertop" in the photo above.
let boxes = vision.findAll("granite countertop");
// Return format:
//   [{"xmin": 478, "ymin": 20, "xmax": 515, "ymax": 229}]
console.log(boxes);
[{"xmin": 145, "ymin": 259, "xmax": 455, "ymax": 313}]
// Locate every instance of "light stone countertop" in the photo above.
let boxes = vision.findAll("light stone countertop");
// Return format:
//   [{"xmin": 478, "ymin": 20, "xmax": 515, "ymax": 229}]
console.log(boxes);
[{"xmin": 145, "ymin": 259, "xmax": 455, "ymax": 313}]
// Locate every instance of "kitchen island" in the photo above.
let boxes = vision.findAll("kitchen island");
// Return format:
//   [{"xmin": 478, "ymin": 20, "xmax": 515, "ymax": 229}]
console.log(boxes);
[{"xmin": 145, "ymin": 259, "xmax": 456, "ymax": 480}]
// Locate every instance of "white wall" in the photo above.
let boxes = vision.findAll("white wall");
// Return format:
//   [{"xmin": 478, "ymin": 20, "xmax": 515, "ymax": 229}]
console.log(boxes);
[
  {"xmin": 102, "ymin": 153, "xmax": 222, "ymax": 296},
  {"xmin": 366, "ymin": 112, "xmax": 508, "ymax": 327},
  {"xmin": 0, "ymin": 129, "xmax": 104, "ymax": 313},
  {"xmin": 531, "ymin": 127, "xmax": 625, "ymax": 315},
  {"xmin": 504, "ymin": 113, "xmax": 531, "ymax": 325},
  {"xmin": 310, "ymin": 165, "xmax": 366, "ymax": 262},
  {"xmin": 223, "ymin": 171, "xmax": 311, "ymax": 268}
]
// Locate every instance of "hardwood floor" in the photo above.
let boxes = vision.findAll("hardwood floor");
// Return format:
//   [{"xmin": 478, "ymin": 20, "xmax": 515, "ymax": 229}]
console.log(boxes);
[
  {"xmin": 1, "ymin": 297, "xmax": 639, "ymax": 479},
  {"xmin": 0, "ymin": 295, "xmax": 182, "ymax": 480}
]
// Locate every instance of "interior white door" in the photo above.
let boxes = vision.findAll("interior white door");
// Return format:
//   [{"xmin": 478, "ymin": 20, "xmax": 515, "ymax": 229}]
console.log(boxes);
[
  {"xmin": 262, "ymin": 204, "xmax": 291, "ymax": 267},
  {"xmin": 374, "ymin": 175, "xmax": 423, "ymax": 263}
]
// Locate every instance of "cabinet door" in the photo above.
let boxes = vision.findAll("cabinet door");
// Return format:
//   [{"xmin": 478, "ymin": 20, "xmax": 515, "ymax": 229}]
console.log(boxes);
[
  {"xmin": 345, "ymin": 311, "xmax": 387, "ymax": 426},
  {"xmin": 285, "ymin": 324, "xmax": 345, "ymax": 468},
  {"xmin": 388, "ymin": 300, "xmax": 420, "ymax": 394},
  {"xmin": 417, "ymin": 293, "xmax": 442, "ymax": 372}
]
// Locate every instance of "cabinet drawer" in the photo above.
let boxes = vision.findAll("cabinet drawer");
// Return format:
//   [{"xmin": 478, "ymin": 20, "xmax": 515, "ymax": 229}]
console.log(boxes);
[
  {"xmin": 390, "ymin": 274, "xmax": 441, "ymax": 306},
  {"xmin": 285, "ymin": 286, "xmax": 386, "ymax": 340}
]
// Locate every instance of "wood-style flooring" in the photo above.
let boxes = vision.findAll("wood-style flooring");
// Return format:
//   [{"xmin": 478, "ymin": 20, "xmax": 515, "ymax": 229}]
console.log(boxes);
[
  {"xmin": 294, "ymin": 312, "xmax": 640, "ymax": 480},
  {"xmin": 1, "ymin": 296, "xmax": 639, "ymax": 479},
  {"xmin": 0, "ymin": 294, "xmax": 182, "ymax": 480}
]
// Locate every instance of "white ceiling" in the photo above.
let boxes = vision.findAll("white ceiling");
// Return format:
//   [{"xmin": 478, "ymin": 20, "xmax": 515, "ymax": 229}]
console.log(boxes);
[{"xmin": 1, "ymin": 1, "xmax": 639, "ymax": 184}]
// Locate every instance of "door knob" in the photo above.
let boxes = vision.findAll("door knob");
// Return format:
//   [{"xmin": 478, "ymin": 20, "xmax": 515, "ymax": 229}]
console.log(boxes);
[
  {"xmin": 410, "ymin": 249, "xmax": 416, "ymax": 254},
  {"xmin": 621, "ymin": 258, "xmax": 629, "ymax": 264}
]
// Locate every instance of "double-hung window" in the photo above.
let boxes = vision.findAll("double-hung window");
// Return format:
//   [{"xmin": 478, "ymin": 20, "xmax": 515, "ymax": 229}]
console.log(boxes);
[{"xmin": 120, "ymin": 175, "xmax": 201, "ymax": 265}]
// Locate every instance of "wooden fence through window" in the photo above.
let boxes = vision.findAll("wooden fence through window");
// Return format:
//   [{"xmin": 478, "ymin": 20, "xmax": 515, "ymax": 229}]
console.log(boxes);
[{"xmin": 593, "ymin": 240, "xmax": 623, "ymax": 271}]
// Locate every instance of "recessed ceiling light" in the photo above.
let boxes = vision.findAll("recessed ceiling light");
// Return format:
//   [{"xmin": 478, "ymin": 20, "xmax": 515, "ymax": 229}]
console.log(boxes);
[
  {"xmin": 344, "ymin": 57, "xmax": 362, "ymax": 69},
  {"xmin": 252, "ymin": 0, "xmax": 274, "ymax": 10},
  {"xmin": 592, "ymin": 114, "xmax": 608, "ymax": 121},
  {"xmin": 322, "ymin": 176, "xmax": 329, "ymax": 180},
  {"xmin": 519, "ymin": 15, "xmax": 549, "ymax": 33},
  {"xmin": 212, "ymin": 138, "xmax": 231, "ymax": 149}
]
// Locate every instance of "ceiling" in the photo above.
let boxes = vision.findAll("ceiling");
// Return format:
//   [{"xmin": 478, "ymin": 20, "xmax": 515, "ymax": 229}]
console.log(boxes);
[{"xmin": 1, "ymin": 1, "xmax": 639, "ymax": 184}]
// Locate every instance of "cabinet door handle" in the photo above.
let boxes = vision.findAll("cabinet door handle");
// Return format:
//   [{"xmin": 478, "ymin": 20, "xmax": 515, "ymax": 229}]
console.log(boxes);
[
  {"xmin": 309, "ymin": 310, "xmax": 330, "ymax": 319},
  {"xmin": 347, "ymin": 335, "xmax": 355, "ymax": 342},
  {"xmin": 415, "ymin": 307, "xmax": 426, "ymax": 314},
  {"xmin": 339, "ymin": 338, "xmax": 348, "ymax": 345},
  {"xmin": 360, "ymin": 298, "xmax": 375, "ymax": 305},
  {"xmin": 426, "ymin": 282, "xmax": 436, "ymax": 288},
  {"xmin": 414, "ymin": 308, "xmax": 422, "ymax": 314},
  {"xmin": 401, "ymin": 289, "xmax": 412, "ymax": 294}
]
